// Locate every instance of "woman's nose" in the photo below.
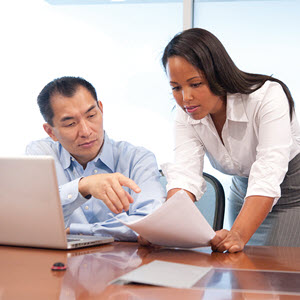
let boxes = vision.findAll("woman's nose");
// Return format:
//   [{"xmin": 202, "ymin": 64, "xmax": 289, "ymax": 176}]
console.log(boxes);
[{"xmin": 182, "ymin": 88, "xmax": 193, "ymax": 104}]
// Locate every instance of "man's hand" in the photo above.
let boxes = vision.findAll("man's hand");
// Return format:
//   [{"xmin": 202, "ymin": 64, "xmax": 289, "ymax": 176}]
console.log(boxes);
[
  {"xmin": 210, "ymin": 229, "xmax": 245, "ymax": 253},
  {"xmin": 78, "ymin": 173, "xmax": 141, "ymax": 214}
]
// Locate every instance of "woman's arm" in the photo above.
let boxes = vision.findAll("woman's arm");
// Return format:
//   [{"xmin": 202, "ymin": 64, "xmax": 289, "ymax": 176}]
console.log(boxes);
[
  {"xmin": 211, "ymin": 195, "xmax": 274, "ymax": 253},
  {"xmin": 166, "ymin": 188, "xmax": 196, "ymax": 201},
  {"xmin": 213, "ymin": 83, "xmax": 294, "ymax": 253},
  {"xmin": 162, "ymin": 106, "xmax": 206, "ymax": 200}
]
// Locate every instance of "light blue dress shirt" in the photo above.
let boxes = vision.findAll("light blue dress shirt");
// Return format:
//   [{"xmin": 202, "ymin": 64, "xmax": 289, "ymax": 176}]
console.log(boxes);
[{"xmin": 26, "ymin": 133, "xmax": 165, "ymax": 241}]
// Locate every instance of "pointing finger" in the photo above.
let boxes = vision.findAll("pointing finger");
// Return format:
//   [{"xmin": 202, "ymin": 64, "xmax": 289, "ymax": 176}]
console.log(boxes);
[{"xmin": 118, "ymin": 174, "xmax": 141, "ymax": 193}]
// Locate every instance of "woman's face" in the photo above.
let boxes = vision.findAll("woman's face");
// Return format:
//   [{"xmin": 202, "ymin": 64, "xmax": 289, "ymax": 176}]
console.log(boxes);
[{"xmin": 166, "ymin": 56, "xmax": 225, "ymax": 120}]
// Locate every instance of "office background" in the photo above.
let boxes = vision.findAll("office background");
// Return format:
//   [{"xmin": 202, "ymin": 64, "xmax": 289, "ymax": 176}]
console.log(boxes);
[{"xmin": 1, "ymin": 0, "xmax": 299, "ymax": 228}]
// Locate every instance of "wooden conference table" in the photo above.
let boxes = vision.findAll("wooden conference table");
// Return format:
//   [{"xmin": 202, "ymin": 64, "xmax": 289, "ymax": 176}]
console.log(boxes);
[{"xmin": 1, "ymin": 242, "xmax": 300, "ymax": 299}]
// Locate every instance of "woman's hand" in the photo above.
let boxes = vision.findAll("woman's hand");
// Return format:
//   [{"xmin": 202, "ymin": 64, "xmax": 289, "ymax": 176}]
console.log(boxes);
[
  {"xmin": 167, "ymin": 188, "xmax": 196, "ymax": 201},
  {"xmin": 137, "ymin": 235, "xmax": 162, "ymax": 249},
  {"xmin": 210, "ymin": 229, "xmax": 245, "ymax": 253},
  {"xmin": 137, "ymin": 235, "xmax": 152, "ymax": 246},
  {"xmin": 211, "ymin": 195, "xmax": 274, "ymax": 253}
]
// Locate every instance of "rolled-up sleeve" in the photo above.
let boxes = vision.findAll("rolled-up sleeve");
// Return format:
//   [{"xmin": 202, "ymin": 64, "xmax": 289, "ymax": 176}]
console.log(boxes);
[
  {"xmin": 246, "ymin": 84, "xmax": 292, "ymax": 206},
  {"xmin": 161, "ymin": 107, "xmax": 206, "ymax": 200}
]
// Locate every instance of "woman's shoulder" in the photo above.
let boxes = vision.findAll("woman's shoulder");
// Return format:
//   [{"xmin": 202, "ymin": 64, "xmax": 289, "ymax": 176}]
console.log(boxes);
[
  {"xmin": 226, "ymin": 80, "xmax": 289, "ymax": 121},
  {"xmin": 245, "ymin": 80, "xmax": 286, "ymax": 102}
]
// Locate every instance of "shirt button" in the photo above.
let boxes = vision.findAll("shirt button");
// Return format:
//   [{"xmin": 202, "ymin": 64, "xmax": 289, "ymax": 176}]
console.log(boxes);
[
  {"xmin": 85, "ymin": 206, "xmax": 89, "ymax": 210},
  {"xmin": 71, "ymin": 157, "xmax": 75, "ymax": 161},
  {"xmin": 94, "ymin": 170, "xmax": 98, "ymax": 174},
  {"xmin": 67, "ymin": 194, "xmax": 72, "ymax": 199}
]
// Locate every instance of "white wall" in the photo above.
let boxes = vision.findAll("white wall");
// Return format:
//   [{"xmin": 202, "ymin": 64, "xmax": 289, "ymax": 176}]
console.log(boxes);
[{"xmin": 0, "ymin": 0, "xmax": 183, "ymax": 166}]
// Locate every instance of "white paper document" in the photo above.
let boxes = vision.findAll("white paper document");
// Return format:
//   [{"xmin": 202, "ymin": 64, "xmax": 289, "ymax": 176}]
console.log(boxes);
[
  {"xmin": 121, "ymin": 190, "xmax": 216, "ymax": 248},
  {"xmin": 111, "ymin": 260, "xmax": 213, "ymax": 289}
]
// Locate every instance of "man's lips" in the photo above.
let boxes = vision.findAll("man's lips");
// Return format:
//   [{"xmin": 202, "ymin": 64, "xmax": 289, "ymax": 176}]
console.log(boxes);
[
  {"xmin": 185, "ymin": 105, "xmax": 199, "ymax": 113},
  {"xmin": 78, "ymin": 139, "xmax": 97, "ymax": 148}
]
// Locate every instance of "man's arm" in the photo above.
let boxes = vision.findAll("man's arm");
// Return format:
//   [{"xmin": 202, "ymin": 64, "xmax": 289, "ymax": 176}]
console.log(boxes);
[
  {"xmin": 69, "ymin": 149, "xmax": 165, "ymax": 241},
  {"xmin": 78, "ymin": 173, "xmax": 140, "ymax": 214},
  {"xmin": 26, "ymin": 139, "xmax": 142, "ymax": 223},
  {"xmin": 26, "ymin": 139, "xmax": 90, "ymax": 223}
]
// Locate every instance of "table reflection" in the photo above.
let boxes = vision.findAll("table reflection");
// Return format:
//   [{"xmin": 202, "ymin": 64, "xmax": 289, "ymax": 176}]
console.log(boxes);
[
  {"xmin": 0, "ymin": 246, "xmax": 67, "ymax": 299},
  {"xmin": 59, "ymin": 243, "xmax": 146, "ymax": 299},
  {"xmin": 1, "ymin": 243, "xmax": 300, "ymax": 300},
  {"xmin": 195, "ymin": 249, "xmax": 300, "ymax": 299}
]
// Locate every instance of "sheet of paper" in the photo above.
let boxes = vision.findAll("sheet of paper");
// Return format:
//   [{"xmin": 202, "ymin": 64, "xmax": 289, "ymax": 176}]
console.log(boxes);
[
  {"xmin": 121, "ymin": 190, "xmax": 216, "ymax": 248},
  {"xmin": 110, "ymin": 260, "xmax": 213, "ymax": 289}
]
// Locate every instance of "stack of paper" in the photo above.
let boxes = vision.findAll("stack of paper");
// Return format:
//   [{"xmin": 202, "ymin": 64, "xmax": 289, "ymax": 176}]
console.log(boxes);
[
  {"xmin": 111, "ymin": 260, "xmax": 213, "ymax": 288},
  {"xmin": 122, "ymin": 190, "xmax": 216, "ymax": 248}
]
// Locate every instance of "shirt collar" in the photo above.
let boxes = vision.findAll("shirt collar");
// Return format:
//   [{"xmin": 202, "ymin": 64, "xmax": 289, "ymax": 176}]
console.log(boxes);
[
  {"xmin": 60, "ymin": 145, "xmax": 73, "ymax": 170},
  {"xmin": 226, "ymin": 93, "xmax": 249, "ymax": 122},
  {"xmin": 98, "ymin": 132, "xmax": 115, "ymax": 172},
  {"xmin": 59, "ymin": 131, "xmax": 115, "ymax": 171}
]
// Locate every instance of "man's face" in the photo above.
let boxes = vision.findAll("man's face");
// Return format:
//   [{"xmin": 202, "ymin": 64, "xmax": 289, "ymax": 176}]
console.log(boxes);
[{"xmin": 43, "ymin": 86, "xmax": 104, "ymax": 167}]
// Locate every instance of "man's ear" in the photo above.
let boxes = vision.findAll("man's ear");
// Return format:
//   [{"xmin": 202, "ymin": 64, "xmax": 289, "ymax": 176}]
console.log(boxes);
[
  {"xmin": 97, "ymin": 100, "xmax": 103, "ymax": 114},
  {"xmin": 43, "ymin": 123, "xmax": 58, "ymax": 142}
]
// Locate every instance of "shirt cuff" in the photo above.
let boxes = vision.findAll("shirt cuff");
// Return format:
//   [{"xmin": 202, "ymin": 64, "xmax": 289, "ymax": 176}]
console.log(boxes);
[
  {"xmin": 70, "ymin": 223, "xmax": 93, "ymax": 235},
  {"xmin": 59, "ymin": 177, "xmax": 82, "ymax": 204},
  {"xmin": 161, "ymin": 162, "xmax": 206, "ymax": 201}
]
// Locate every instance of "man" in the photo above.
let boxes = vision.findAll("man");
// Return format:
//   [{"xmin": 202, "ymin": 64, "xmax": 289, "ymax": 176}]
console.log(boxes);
[{"xmin": 26, "ymin": 76, "xmax": 164, "ymax": 241}]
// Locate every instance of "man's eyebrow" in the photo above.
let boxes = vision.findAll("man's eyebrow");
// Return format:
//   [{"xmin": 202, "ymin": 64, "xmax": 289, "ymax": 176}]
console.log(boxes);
[
  {"xmin": 60, "ymin": 105, "xmax": 97, "ymax": 123},
  {"xmin": 85, "ymin": 104, "xmax": 97, "ymax": 114},
  {"xmin": 60, "ymin": 116, "xmax": 74, "ymax": 123}
]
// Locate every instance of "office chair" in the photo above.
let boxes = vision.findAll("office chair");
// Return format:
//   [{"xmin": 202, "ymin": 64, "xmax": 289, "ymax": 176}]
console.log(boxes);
[{"xmin": 159, "ymin": 171, "xmax": 225, "ymax": 231}]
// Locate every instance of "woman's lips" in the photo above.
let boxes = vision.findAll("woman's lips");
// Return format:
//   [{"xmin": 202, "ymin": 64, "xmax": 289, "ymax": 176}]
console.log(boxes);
[{"xmin": 185, "ymin": 106, "xmax": 199, "ymax": 113}]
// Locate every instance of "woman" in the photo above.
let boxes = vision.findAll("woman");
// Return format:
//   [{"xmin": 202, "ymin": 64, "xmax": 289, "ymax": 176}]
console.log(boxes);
[{"xmin": 161, "ymin": 28, "xmax": 300, "ymax": 252}]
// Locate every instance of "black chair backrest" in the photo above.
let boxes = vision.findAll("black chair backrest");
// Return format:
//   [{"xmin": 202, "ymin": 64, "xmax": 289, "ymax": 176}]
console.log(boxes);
[
  {"xmin": 195, "ymin": 172, "xmax": 225, "ymax": 231},
  {"xmin": 159, "ymin": 170, "xmax": 225, "ymax": 231}
]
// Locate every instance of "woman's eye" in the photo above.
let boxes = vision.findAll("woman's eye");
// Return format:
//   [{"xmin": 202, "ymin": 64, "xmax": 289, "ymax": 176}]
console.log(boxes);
[
  {"xmin": 191, "ymin": 82, "xmax": 202, "ymax": 88},
  {"xmin": 171, "ymin": 86, "xmax": 180, "ymax": 91}
]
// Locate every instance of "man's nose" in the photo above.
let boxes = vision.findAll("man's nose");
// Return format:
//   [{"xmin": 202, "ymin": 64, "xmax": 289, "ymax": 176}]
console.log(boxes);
[{"xmin": 79, "ymin": 120, "xmax": 92, "ymax": 137}]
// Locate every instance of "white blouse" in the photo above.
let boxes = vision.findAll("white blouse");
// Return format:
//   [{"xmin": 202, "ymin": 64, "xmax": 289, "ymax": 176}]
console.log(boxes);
[{"xmin": 162, "ymin": 81, "xmax": 300, "ymax": 206}]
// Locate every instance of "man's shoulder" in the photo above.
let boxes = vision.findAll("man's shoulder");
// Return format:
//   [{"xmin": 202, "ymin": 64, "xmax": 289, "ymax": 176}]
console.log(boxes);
[
  {"xmin": 26, "ymin": 137, "xmax": 60, "ymax": 156},
  {"xmin": 110, "ymin": 138, "xmax": 155, "ymax": 161}
]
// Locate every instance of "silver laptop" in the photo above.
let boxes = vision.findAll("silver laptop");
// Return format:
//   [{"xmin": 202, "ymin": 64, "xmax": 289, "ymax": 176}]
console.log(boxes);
[{"xmin": 0, "ymin": 156, "xmax": 114, "ymax": 249}]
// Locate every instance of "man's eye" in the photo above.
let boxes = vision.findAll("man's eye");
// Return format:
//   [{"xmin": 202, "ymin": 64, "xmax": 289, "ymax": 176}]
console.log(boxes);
[
  {"xmin": 88, "ymin": 114, "xmax": 96, "ymax": 118},
  {"xmin": 66, "ymin": 122, "xmax": 75, "ymax": 127}
]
